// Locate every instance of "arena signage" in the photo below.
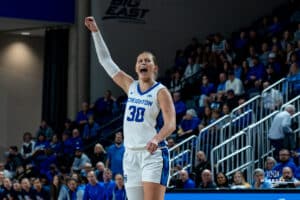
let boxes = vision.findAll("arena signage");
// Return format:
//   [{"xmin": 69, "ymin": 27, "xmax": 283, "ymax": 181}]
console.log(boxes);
[{"xmin": 102, "ymin": 0, "xmax": 150, "ymax": 24}]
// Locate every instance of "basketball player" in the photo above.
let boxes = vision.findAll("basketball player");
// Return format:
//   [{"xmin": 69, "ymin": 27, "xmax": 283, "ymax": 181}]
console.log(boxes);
[{"xmin": 85, "ymin": 17, "xmax": 176, "ymax": 200}]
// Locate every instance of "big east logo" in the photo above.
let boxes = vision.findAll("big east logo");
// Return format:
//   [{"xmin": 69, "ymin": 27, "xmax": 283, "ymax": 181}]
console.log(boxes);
[{"xmin": 102, "ymin": 0, "xmax": 150, "ymax": 24}]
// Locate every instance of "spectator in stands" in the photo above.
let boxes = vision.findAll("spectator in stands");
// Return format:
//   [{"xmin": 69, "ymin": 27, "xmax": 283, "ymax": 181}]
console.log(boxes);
[
  {"xmin": 106, "ymin": 132, "xmax": 125, "ymax": 176},
  {"xmin": 287, "ymin": 62, "xmax": 300, "ymax": 97},
  {"xmin": 71, "ymin": 128, "xmax": 83, "ymax": 152},
  {"xmin": 198, "ymin": 169, "xmax": 217, "ymax": 189},
  {"xmin": 71, "ymin": 146, "xmax": 91, "ymax": 174},
  {"xmin": 224, "ymin": 89, "xmax": 239, "ymax": 111},
  {"xmin": 83, "ymin": 171, "xmax": 106, "ymax": 200},
  {"xmin": 280, "ymin": 30, "xmax": 292, "ymax": 51},
  {"xmin": 20, "ymin": 132, "xmax": 35, "ymax": 164},
  {"xmin": 198, "ymin": 106, "xmax": 212, "ymax": 131},
  {"xmin": 267, "ymin": 52, "xmax": 281, "ymax": 75},
  {"xmin": 241, "ymin": 60, "xmax": 250, "ymax": 83},
  {"xmin": 32, "ymin": 177, "xmax": 51, "ymax": 199},
  {"xmin": 217, "ymin": 72, "xmax": 227, "ymax": 93},
  {"xmin": 102, "ymin": 168, "xmax": 116, "ymax": 200},
  {"xmin": 169, "ymin": 70, "xmax": 184, "ymax": 93},
  {"xmin": 261, "ymin": 81, "xmax": 283, "ymax": 114},
  {"xmin": 177, "ymin": 109, "xmax": 200, "ymax": 141},
  {"xmin": 274, "ymin": 166, "xmax": 300, "ymax": 188},
  {"xmin": 268, "ymin": 105, "xmax": 296, "ymax": 156},
  {"xmin": 225, "ymin": 70, "xmax": 244, "ymax": 96},
  {"xmin": 286, "ymin": 42, "xmax": 295, "ymax": 65},
  {"xmin": 50, "ymin": 175, "xmax": 62, "ymax": 200},
  {"xmin": 167, "ymin": 137, "xmax": 176, "ymax": 149},
  {"xmin": 81, "ymin": 163, "xmax": 93, "ymax": 179},
  {"xmin": 1, "ymin": 177, "xmax": 13, "ymax": 199},
  {"xmin": 95, "ymin": 162, "xmax": 105, "ymax": 182},
  {"xmin": 90, "ymin": 143, "xmax": 107, "ymax": 167},
  {"xmin": 60, "ymin": 132, "xmax": 73, "ymax": 169},
  {"xmin": 177, "ymin": 169, "xmax": 196, "ymax": 189},
  {"xmin": 58, "ymin": 178, "xmax": 84, "ymax": 200},
  {"xmin": 5, "ymin": 146, "xmax": 23, "ymax": 173},
  {"xmin": 230, "ymin": 171, "xmax": 251, "ymax": 189},
  {"xmin": 272, "ymin": 149, "xmax": 298, "ymax": 179},
  {"xmin": 232, "ymin": 62, "xmax": 242, "ymax": 79},
  {"xmin": 0, "ymin": 162, "xmax": 11, "ymax": 179},
  {"xmin": 268, "ymin": 16, "xmax": 282, "ymax": 36},
  {"xmin": 264, "ymin": 156, "xmax": 279, "ymax": 180},
  {"xmin": 215, "ymin": 172, "xmax": 230, "ymax": 189},
  {"xmin": 183, "ymin": 57, "xmax": 200, "ymax": 83},
  {"xmin": 246, "ymin": 46, "xmax": 258, "ymax": 67},
  {"xmin": 93, "ymin": 90, "xmax": 116, "ymax": 124},
  {"xmin": 263, "ymin": 64, "xmax": 280, "ymax": 84},
  {"xmin": 49, "ymin": 134, "xmax": 62, "ymax": 155},
  {"xmin": 36, "ymin": 120, "xmax": 54, "ymax": 141},
  {"xmin": 82, "ymin": 115, "xmax": 101, "ymax": 154},
  {"xmin": 173, "ymin": 92, "xmax": 187, "ymax": 125},
  {"xmin": 63, "ymin": 118, "xmax": 73, "ymax": 136},
  {"xmin": 34, "ymin": 133, "xmax": 50, "ymax": 152},
  {"xmin": 11, "ymin": 181, "xmax": 22, "ymax": 199},
  {"xmin": 75, "ymin": 102, "xmax": 93, "ymax": 131},
  {"xmin": 174, "ymin": 49, "xmax": 187, "ymax": 69},
  {"xmin": 221, "ymin": 104, "xmax": 230, "ymax": 116},
  {"xmin": 234, "ymin": 31, "xmax": 248, "ymax": 54},
  {"xmin": 259, "ymin": 42, "xmax": 270, "ymax": 66},
  {"xmin": 192, "ymin": 151, "xmax": 211, "ymax": 186},
  {"xmin": 113, "ymin": 174, "xmax": 126, "ymax": 200},
  {"xmin": 20, "ymin": 178, "xmax": 35, "ymax": 199},
  {"xmin": 252, "ymin": 168, "xmax": 272, "ymax": 189},
  {"xmin": 198, "ymin": 75, "xmax": 215, "ymax": 108},
  {"xmin": 245, "ymin": 56, "xmax": 265, "ymax": 91},
  {"xmin": 248, "ymin": 30, "xmax": 261, "ymax": 51},
  {"xmin": 281, "ymin": 166, "xmax": 299, "ymax": 184},
  {"xmin": 212, "ymin": 33, "xmax": 227, "ymax": 54}
]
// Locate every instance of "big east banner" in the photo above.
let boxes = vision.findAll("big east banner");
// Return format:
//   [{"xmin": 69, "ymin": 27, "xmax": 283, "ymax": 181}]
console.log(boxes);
[{"xmin": 102, "ymin": 0, "xmax": 150, "ymax": 24}]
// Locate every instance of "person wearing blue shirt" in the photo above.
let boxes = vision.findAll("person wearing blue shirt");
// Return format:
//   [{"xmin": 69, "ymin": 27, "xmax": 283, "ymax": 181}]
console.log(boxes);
[
  {"xmin": 287, "ymin": 62, "xmax": 300, "ymax": 97},
  {"xmin": 83, "ymin": 115, "xmax": 101, "ymax": 140},
  {"xmin": 173, "ymin": 92, "xmax": 187, "ymax": 125},
  {"xmin": 75, "ymin": 102, "xmax": 93, "ymax": 131},
  {"xmin": 178, "ymin": 169, "xmax": 196, "ymax": 189},
  {"xmin": 106, "ymin": 132, "xmax": 125, "ymax": 176},
  {"xmin": 70, "ymin": 129, "xmax": 83, "ymax": 152},
  {"xmin": 252, "ymin": 168, "xmax": 273, "ymax": 189},
  {"xmin": 177, "ymin": 109, "xmax": 200, "ymax": 142},
  {"xmin": 102, "ymin": 168, "xmax": 116, "ymax": 200},
  {"xmin": 113, "ymin": 174, "xmax": 127, "ymax": 200},
  {"xmin": 83, "ymin": 171, "xmax": 106, "ymax": 200},
  {"xmin": 217, "ymin": 73, "xmax": 227, "ymax": 93},
  {"xmin": 273, "ymin": 149, "xmax": 298, "ymax": 178}
]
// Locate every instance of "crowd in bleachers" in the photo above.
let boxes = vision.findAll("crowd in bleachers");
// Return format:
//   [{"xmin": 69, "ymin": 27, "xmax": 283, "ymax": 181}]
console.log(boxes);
[
  {"xmin": 1, "ymin": 1, "xmax": 300, "ymax": 199},
  {"xmin": 165, "ymin": 0, "xmax": 300, "ymax": 190}
]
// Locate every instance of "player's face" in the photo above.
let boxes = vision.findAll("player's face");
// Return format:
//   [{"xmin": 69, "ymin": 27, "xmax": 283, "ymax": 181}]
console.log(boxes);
[{"xmin": 135, "ymin": 53, "xmax": 157, "ymax": 81}]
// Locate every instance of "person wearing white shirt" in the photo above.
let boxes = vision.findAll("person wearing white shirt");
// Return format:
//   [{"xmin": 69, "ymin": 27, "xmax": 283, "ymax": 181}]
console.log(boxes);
[{"xmin": 225, "ymin": 71, "xmax": 244, "ymax": 96}]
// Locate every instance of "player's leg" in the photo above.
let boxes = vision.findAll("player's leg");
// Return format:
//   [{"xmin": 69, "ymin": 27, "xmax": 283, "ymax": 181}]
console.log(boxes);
[
  {"xmin": 123, "ymin": 149, "xmax": 144, "ymax": 200},
  {"xmin": 142, "ymin": 148, "xmax": 169, "ymax": 200},
  {"xmin": 126, "ymin": 186, "xmax": 144, "ymax": 200},
  {"xmin": 143, "ymin": 182, "xmax": 166, "ymax": 200}
]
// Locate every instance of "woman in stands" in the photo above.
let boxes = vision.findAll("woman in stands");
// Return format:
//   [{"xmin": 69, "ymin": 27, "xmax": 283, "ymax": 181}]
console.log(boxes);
[{"xmin": 85, "ymin": 17, "xmax": 176, "ymax": 200}]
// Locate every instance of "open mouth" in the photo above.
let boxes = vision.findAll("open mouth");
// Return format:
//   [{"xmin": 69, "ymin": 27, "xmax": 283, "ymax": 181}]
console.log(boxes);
[{"xmin": 140, "ymin": 67, "xmax": 148, "ymax": 73}]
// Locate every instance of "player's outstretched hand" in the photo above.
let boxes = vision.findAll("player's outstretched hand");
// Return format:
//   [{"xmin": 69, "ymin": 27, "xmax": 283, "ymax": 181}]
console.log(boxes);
[
  {"xmin": 85, "ymin": 16, "xmax": 99, "ymax": 32},
  {"xmin": 146, "ymin": 137, "xmax": 159, "ymax": 154}
]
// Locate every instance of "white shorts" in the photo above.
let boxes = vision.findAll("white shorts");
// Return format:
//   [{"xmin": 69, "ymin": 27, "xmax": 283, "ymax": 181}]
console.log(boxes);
[{"xmin": 123, "ymin": 147, "xmax": 169, "ymax": 188}]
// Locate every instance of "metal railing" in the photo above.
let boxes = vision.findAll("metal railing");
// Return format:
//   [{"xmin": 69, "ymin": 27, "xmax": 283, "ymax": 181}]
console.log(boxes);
[
  {"xmin": 247, "ymin": 111, "xmax": 279, "ymax": 168},
  {"xmin": 280, "ymin": 95, "xmax": 300, "ymax": 111},
  {"xmin": 168, "ymin": 135, "xmax": 197, "ymax": 186},
  {"xmin": 196, "ymin": 115, "xmax": 231, "ymax": 158},
  {"xmin": 210, "ymin": 128, "xmax": 254, "ymax": 182}
]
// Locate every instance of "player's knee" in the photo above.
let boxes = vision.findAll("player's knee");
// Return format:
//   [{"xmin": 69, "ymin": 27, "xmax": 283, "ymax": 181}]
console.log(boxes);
[{"xmin": 126, "ymin": 186, "xmax": 144, "ymax": 200}]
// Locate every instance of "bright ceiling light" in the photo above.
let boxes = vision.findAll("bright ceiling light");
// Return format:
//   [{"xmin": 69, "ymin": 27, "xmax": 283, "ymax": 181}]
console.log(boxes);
[{"xmin": 20, "ymin": 32, "xmax": 31, "ymax": 36}]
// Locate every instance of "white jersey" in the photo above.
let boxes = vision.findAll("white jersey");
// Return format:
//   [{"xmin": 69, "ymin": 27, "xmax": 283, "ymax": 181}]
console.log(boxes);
[{"xmin": 124, "ymin": 81, "xmax": 165, "ymax": 148}]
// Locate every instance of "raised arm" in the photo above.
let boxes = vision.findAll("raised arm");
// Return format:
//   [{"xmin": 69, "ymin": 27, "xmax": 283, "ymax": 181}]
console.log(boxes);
[{"xmin": 85, "ymin": 16, "xmax": 133, "ymax": 93}]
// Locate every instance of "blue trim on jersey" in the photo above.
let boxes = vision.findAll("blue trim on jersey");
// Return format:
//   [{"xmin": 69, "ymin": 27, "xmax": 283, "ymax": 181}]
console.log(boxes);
[
  {"xmin": 160, "ymin": 148, "xmax": 169, "ymax": 186},
  {"xmin": 137, "ymin": 82, "xmax": 160, "ymax": 95}
]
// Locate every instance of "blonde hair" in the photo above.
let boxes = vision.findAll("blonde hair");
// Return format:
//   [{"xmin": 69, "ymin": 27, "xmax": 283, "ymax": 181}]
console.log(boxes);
[{"xmin": 94, "ymin": 143, "xmax": 106, "ymax": 154}]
